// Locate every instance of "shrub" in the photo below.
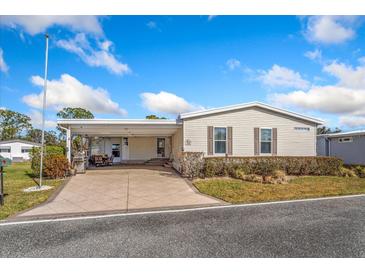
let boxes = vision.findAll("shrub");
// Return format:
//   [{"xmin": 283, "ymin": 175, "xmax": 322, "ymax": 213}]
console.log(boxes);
[
  {"xmin": 354, "ymin": 165, "xmax": 365, "ymax": 178},
  {"xmin": 30, "ymin": 145, "xmax": 66, "ymax": 177},
  {"xmin": 340, "ymin": 166, "xmax": 357, "ymax": 177},
  {"xmin": 179, "ymin": 152, "xmax": 204, "ymax": 178},
  {"xmin": 43, "ymin": 154, "xmax": 70, "ymax": 179},
  {"xmin": 203, "ymin": 156, "xmax": 343, "ymax": 178}
]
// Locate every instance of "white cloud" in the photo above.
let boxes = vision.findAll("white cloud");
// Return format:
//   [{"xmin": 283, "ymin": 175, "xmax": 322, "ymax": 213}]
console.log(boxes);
[
  {"xmin": 226, "ymin": 58, "xmax": 241, "ymax": 70},
  {"xmin": 147, "ymin": 21, "xmax": 157, "ymax": 29},
  {"xmin": 305, "ymin": 16, "xmax": 357, "ymax": 44},
  {"xmin": 56, "ymin": 33, "xmax": 131, "ymax": 75},
  {"xmin": 29, "ymin": 109, "xmax": 57, "ymax": 129},
  {"xmin": 0, "ymin": 48, "xmax": 9, "ymax": 73},
  {"xmin": 0, "ymin": 15, "xmax": 103, "ymax": 36},
  {"xmin": 22, "ymin": 74, "xmax": 127, "ymax": 116},
  {"xmin": 140, "ymin": 91, "xmax": 203, "ymax": 115},
  {"xmin": 339, "ymin": 116, "xmax": 365, "ymax": 128},
  {"xmin": 304, "ymin": 49, "xmax": 322, "ymax": 62},
  {"xmin": 323, "ymin": 61, "xmax": 365, "ymax": 89},
  {"xmin": 271, "ymin": 62, "xmax": 365, "ymax": 128},
  {"xmin": 258, "ymin": 64, "xmax": 310, "ymax": 89}
]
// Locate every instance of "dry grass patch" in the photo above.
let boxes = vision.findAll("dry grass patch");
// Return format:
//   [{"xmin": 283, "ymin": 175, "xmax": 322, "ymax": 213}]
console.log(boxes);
[
  {"xmin": 193, "ymin": 176, "xmax": 365, "ymax": 204},
  {"xmin": 0, "ymin": 162, "xmax": 63, "ymax": 220}
]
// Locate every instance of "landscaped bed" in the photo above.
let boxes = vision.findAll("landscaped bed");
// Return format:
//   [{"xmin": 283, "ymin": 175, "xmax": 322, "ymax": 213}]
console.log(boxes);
[
  {"xmin": 193, "ymin": 176, "xmax": 365, "ymax": 204},
  {"xmin": 0, "ymin": 162, "xmax": 63, "ymax": 220}
]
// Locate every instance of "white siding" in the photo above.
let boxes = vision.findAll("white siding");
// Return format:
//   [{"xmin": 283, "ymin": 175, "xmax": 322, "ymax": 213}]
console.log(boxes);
[
  {"xmin": 0, "ymin": 142, "xmax": 40, "ymax": 161},
  {"xmin": 183, "ymin": 107, "xmax": 317, "ymax": 156}
]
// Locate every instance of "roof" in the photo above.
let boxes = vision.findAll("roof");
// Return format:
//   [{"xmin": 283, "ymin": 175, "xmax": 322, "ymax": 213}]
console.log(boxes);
[
  {"xmin": 318, "ymin": 129, "xmax": 365, "ymax": 138},
  {"xmin": 57, "ymin": 119, "xmax": 182, "ymax": 137},
  {"xmin": 57, "ymin": 119, "xmax": 180, "ymax": 126},
  {"xmin": 179, "ymin": 101, "xmax": 324, "ymax": 124},
  {"xmin": 0, "ymin": 139, "xmax": 41, "ymax": 146}
]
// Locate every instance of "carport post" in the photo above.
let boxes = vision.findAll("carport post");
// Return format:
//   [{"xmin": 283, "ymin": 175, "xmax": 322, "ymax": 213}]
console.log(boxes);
[{"xmin": 66, "ymin": 127, "xmax": 71, "ymax": 163}]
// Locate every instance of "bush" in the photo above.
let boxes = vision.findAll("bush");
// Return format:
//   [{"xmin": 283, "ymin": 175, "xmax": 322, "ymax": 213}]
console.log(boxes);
[
  {"xmin": 43, "ymin": 154, "xmax": 69, "ymax": 179},
  {"xmin": 340, "ymin": 166, "xmax": 357, "ymax": 177},
  {"xmin": 203, "ymin": 156, "xmax": 343, "ymax": 178},
  {"xmin": 30, "ymin": 145, "xmax": 67, "ymax": 177},
  {"xmin": 179, "ymin": 152, "xmax": 205, "ymax": 178},
  {"xmin": 354, "ymin": 165, "xmax": 365, "ymax": 178}
]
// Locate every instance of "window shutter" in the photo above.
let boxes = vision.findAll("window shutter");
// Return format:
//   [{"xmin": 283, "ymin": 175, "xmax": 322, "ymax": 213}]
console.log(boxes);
[
  {"xmin": 207, "ymin": 126, "xmax": 213, "ymax": 155},
  {"xmin": 254, "ymin": 128, "xmax": 259, "ymax": 156},
  {"xmin": 227, "ymin": 127, "xmax": 233, "ymax": 155},
  {"xmin": 272, "ymin": 128, "xmax": 277, "ymax": 156}
]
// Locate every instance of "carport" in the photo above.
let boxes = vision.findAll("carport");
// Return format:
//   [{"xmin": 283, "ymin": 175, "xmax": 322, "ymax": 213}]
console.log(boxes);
[{"xmin": 57, "ymin": 119, "xmax": 183, "ymax": 166}]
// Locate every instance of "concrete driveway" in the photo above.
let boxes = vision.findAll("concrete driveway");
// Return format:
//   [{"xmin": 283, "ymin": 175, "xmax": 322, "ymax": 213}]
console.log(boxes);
[{"xmin": 18, "ymin": 166, "xmax": 222, "ymax": 218}]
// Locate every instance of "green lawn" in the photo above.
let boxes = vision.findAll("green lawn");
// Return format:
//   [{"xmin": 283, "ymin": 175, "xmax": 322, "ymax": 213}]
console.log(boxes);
[
  {"xmin": 194, "ymin": 176, "xmax": 365, "ymax": 204},
  {"xmin": 0, "ymin": 162, "xmax": 63, "ymax": 220}
]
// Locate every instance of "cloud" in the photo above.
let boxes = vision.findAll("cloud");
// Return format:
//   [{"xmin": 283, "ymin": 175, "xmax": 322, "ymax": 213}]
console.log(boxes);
[
  {"xmin": 226, "ymin": 58, "xmax": 241, "ymax": 70},
  {"xmin": 147, "ymin": 21, "xmax": 157, "ymax": 29},
  {"xmin": 304, "ymin": 16, "xmax": 358, "ymax": 44},
  {"xmin": 258, "ymin": 64, "xmax": 310, "ymax": 89},
  {"xmin": 304, "ymin": 49, "xmax": 322, "ymax": 62},
  {"xmin": 0, "ymin": 48, "xmax": 9, "ymax": 73},
  {"xmin": 271, "ymin": 62, "xmax": 365, "ymax": 127},
  {"xmin": 22, "ymin": 74, "xmax": 127, "ymax": 116},
  {"xmin": 0, "ymin": 15, "xmax": 103, "ymax": 36},
  {"xmin": 140, "ymin": 91, "xmax": 204, "ymax": 115},
  {"xmin": 323, "ymin": 61, "xmax": 365, "ymax": 89},
  {"xmin": 29, "ymin": 109, "xmax": 57, "ymax": 129},
  {"xmin": 339, "ymin": 116, "xmax": 365, "ymax": 128},
  {"xmin": 56, "ymin": 33, "xmax": 131, "ymax": 75}
]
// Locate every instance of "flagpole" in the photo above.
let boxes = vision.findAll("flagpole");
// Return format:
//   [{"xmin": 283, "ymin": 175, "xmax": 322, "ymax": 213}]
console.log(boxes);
[{"xmin": 39, "ymin": 34, "xmax": 49, "ymax": 188}]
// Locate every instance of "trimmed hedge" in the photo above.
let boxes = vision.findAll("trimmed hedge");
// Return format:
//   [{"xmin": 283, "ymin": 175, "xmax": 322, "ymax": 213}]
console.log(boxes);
[
  {"xmin": 179, "ymin": 152, "xmax": 205, "ymax": 178},
  {"xmin": 203, "ymin": 156, "xmax": 343, "ymax": 177}
]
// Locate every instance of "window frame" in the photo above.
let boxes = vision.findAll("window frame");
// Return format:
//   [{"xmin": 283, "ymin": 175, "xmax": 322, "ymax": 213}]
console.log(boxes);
[
  {"xmin": 338, "ymin": 137, "xmax": 353, "ymax": 143},
  {"xmin": 0, "ymin": 148, "xmax": 11, "ymax": 153},
  {"xmin": 259, "ymin": 127, "xmax": 273, "ymax": 155},
  {"xmin": 213, "ymin": 127, "xmax": 227, "ymax": 155}
]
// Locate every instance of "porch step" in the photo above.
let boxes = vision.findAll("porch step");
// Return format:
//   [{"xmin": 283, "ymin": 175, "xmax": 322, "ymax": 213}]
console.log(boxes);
[{"xmin": 144, "ymin": 158, "xmax": 170, "ymax": 166}]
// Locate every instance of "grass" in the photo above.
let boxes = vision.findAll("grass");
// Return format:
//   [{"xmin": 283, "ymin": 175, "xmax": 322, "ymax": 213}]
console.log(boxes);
[
  {"xmin": 194, "ymin": 176, "xmax": 365, "ymax": 204},
  {"xmin": 0, "ymin": 162, "xmax": 63, "ymax": 220}
]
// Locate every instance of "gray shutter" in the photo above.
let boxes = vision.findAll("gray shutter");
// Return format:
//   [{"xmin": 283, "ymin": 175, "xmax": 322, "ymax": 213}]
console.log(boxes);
[
  {"xmin": 254, "ymin": 128, "xmax": 259, "ymax": 156},
  {"xmin": 272, "ymin": 128, "xmax": 277, "ymax": 156},
  {"xmin": 207, "ymin": 126, "xmax": 213, "ymax": 155},
  {"xmin": 227, "ymin": 127, "xmax": 233, "ymax": 155}
]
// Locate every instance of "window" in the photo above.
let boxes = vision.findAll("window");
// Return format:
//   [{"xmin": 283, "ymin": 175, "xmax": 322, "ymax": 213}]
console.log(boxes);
[
  {"xmin": 339, "ymin": 137, "xmax": 353, "ymax": 143},
  {"xmin": 214, "ymin": 127, "xmax": 227, "ymax": 154},
  {"xmin": 294, "ymin": 127, "xmax": 310, "ymax": 131},
  {"xmin": 112, "ymin": 144, "xmax": 120, "ymax": 157},
  {"xmin": 21, "ymin": 148, "xmax": 31, "ymax": 153},
  {"xmin": 0, "ymin": 148, "xmax": 11, "ymax": 153},
  {"xmin": 260, "ymin": 128, "xmax": 272, "ymax": 154}
]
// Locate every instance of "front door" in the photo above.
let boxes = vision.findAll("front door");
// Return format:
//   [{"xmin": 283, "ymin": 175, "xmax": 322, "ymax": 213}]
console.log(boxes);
[
  {"xmin": 157, "ymin": 138, "xmax": 165, "ymax": 158},
  {"xmin": 111, "ymin": 143, "xmax": 121, "ymax": 163}
]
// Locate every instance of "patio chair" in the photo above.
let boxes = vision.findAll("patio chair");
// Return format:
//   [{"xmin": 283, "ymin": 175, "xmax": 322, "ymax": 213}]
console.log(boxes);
[
  {"xmin": 93, "ymin": 155, "xmax": 104, "ymax": 167},
  {"xmin": 105, "ymin": 155, "xmax": 114, "ymax": 166}
]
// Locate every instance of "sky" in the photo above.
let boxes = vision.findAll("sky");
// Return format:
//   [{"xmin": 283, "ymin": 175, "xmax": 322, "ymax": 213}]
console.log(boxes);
[{"xmin": 1, "ymin": 15, "xmax": 365, "ymax": 130}]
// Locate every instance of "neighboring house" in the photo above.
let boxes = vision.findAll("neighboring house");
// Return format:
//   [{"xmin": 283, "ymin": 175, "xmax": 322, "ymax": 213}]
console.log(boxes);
[
  {"xmin": 317, "ymin": 130, "xmax": 365, "ymax": 165},
  {"xmin": 0, "ymin": 139, "xmax": 41, "ymax": 162},
  {"xmin": 57, "ymin": 102, "xmax": 323, "ymax": 171}
]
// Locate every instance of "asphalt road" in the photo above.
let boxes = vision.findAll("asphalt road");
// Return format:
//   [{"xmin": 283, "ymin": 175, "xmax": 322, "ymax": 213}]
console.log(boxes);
[{"xmin": 1, "ymin": 195, "xmax": 365, "ymax": 257}]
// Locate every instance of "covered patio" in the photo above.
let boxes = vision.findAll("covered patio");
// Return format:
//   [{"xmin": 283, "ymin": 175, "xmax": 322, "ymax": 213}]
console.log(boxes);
[{"xmin": 57, "ymin": 119, "xmax": 183, "ymax": 169}]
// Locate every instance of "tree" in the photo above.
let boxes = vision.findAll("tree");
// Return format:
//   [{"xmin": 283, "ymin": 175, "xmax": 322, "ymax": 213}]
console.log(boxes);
[
  {"xmin": 56, "ymin": 107, "xmax": 94, "ymax": 120},
  {"xmin": 26, "ymin": 128, "xmax": 59, "ymax": 145},
  {"xmin": 145, "ymin": 114, "xmax": 167, "ymax": 119},
  {"xmin": 317, "ymin": 126, "xmax": 342, "ymax": 135},
  {"xmin": 0, "ymin": 109, "xmax": 32, "ymax": 140},
  {"xmin": 56, "ymin": 107, "xmax": 94, "ymax": 154}
]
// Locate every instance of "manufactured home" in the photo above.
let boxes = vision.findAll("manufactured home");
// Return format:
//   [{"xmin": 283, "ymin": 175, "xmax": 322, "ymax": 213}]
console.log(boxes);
[
  {"xmin": 58, "ymin": 102, "xmax": 323, "ymax": 171},
  {"xmin": 317, "ymin": 130, "xmax": 365, "ymax": 165},
  {"xmin": 0, "ymin": 139, "xmax": 41, "ymax": 162}
]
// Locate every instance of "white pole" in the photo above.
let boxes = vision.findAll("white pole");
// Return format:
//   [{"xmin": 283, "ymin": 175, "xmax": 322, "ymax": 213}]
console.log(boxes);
[{"xmin": 39, "ymin": 34, "xmax": 49, "ymax": 188}]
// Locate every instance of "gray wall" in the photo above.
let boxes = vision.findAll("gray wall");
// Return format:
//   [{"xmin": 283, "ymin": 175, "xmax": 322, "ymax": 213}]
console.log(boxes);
[
  {"xmin": 329, "ymin": 135, "xmax": 365, "ymax": 165},
  {"xmin": 316, "ymin": 136, "xmax": 328, "ymax": 156}
]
